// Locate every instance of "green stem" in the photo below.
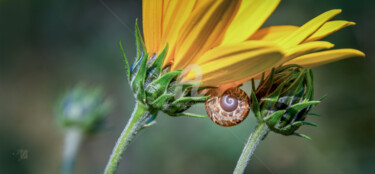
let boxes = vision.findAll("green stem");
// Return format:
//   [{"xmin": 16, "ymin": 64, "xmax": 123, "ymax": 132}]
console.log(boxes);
[
  {"xmin": 233, "ymin": 122, "xmax": 269, "ymax": 174},
  {"xmin": 61, "ymin": 128, "xmax": 83, "ymax": 174},
  {"xmin": 104, "ymin": 102, "xmax": 153, "ymax": 174}
]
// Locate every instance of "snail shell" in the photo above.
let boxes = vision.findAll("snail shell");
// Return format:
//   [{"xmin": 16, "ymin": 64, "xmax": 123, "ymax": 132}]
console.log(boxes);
[{"xmin": 205, "ymin": 87, "xmax": 250, "ymax": 127}]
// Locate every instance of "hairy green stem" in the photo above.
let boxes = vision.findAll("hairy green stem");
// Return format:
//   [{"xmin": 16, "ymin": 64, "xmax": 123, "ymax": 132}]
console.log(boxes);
[
  {"xmin": 234, "ymin": 122, "xmax": 269, "ymax": 174},
  {"xmin": 61, "ymin": 128, "xmax": 83, "ymax": 174},
  {"xmin": 104, "ymin": 102, "xmax": 153, "ymax": 174}
]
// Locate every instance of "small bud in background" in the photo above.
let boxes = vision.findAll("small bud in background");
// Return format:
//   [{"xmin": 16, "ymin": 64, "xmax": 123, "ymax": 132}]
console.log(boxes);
[
  {"xmin": 251, "ymin": 65, "xmax": 322, "ymax": 140},
  {"xmin": 55, "ymin": 84, "xmax": 112, "ymax": 134},
  {"xmin": 55, "ymin": 84, "xmax": 112, "ymax": 174}
]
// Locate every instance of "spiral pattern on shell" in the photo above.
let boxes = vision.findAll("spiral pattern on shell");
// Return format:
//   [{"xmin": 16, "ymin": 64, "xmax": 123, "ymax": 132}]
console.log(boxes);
[{"xmin": 205, "ymin": 87, "xmax": 250, "ymax": 127}]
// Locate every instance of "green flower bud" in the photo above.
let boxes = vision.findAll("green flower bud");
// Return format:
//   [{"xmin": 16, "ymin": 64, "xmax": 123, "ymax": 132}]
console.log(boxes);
[
  {"xmin": 120, "ymin": 22, "xmax": 208, "ymax": 123},
  {"xmin": 251, "ymin": 65, "xmax": 321, "ymax": 139},
  {"xmin": 55, "ymin": 85, "xmax": 112, "ymax": 133}
]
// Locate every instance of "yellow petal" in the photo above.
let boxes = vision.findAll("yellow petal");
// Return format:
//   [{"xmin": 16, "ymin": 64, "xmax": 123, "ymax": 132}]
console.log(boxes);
[
  {"xmin": 304, "ymin": 20, "xmax": 356, "ymax": 42},
  {"xmin": 282, "ymin": 41, "xmax": 334, "ymax": 63},
  {"xmin": 196, "ymin": 41, "xmax": 279, "ymax": 65},
  {"xmin": 189, "ymin": 0, "xmax": 241, "ymax": 66},
  {"xmin": 221, "ymin": 0, "xmax": 280, "ymax": 45},
  {"xmin": 163, "ymin": 0, "xmax": 171, "ymax": 18},
  {"xmin": 285, "ymin": 49, "xmax": 365, "ymax": 68},
  {"xmin": 182, "ymin": 41, "xmax": 284, "ymax": 86},
  {"xmin": 217, "ymin": 70, "xmax": 270, "ymax": 90},
  {"xmin": 277, "ymin": 9, "xmax": 342, "ymax": 48},
  {"xmin": 161, "ymin": 0, "xmax": 196, "ymax": 66},
  {"xmin": 249, "ymin": 25, "xmax": 299, "ymax": 41},
  {"xmin": 142, "ymin": 0, "xmax": 163, "ymax": 54},
  {"xmin": 172, "ymin": 0, "xmax": 240, "ymax": 70}
]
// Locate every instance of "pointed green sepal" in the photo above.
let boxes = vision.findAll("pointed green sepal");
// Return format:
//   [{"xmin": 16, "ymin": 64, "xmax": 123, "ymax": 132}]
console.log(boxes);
[
  {"xmin": 287, "ymin": 101, "xmax": 320, "ymax": 115},
  {"xmin": 174, "ymin": 112, "xmax": 207, "ymax": 118},
  {"xmin": 119, "ymin": 41, "xmax": 131, "ymax": 82},
  {"xmin": 319, "ymin": 95, "xmax": 327, "ymax": 101},
  {"xmin": 131, "ymin": 52, "xmax": 149, "ymax": 102},
  {"xmin": 261, "ymin": 131, "xmax": 270, "ymax": 140},
  {"xmin": 171, "ymin": 81, "xmax": 201, "ymax": 98},
  {"xmin": 283, "ymin": 68, "xmax": 307, "ymax": 96},
  {"xmin": 151, "ymin": 94, "xmax": 175, "ymax": 110},
  {"xmin": 264, "ymin": 110, "xmax": 286, "ymax": 126},
  {"xmin": 260, "ymin": 81, "xmax": 286, "ymax": 112},
  {"xmin": 291, "ymin": 121, "xmax": 318, "ymax": 127},
  {"xmin": 250, "ymin": 90, "xmax": 262, "ymax": 122},
  {"xmin": 166, "ymin": 96, "xmax": 210, "ymax": 113},
  {"xmin": 145, "ymin": 70, "xmax": 182, "ymax": 103},
  {"xmin": 149, "ymin": 44, "xmax": 168, "ymax": 70},
  {"xmin": 198, "ymin": 86, "xmax": 216, "ymax": 91},
  {"xmin": 260, "ymin": 72, "xmax": 266, "ymax": 84},
  {"xmin": 135, "ymin": 19, "xmax": 146, "ymax": 62},
  {"xmin": 293, "ymin": 132, "xmax": 312, "ymax": 140},
  {"xmin": 308, "ymin": 112, "xmax": 321, "ymax": 116},
  {"xmin": 141, "ymin": 120, "xmax": 157, "ymax": 130},
  {"xmin": 251, "ymin": 78, "xmax": 257, "ymax": 92},
  {"xmin": 171, "ymin": 96, "xmax": 210, "ymax": 106}
]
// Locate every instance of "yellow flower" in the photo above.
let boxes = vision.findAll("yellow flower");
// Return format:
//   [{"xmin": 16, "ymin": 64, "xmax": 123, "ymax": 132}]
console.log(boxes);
[{"xmin": 142, "ymin": 0, "xmax": 364, "ymax": 88}]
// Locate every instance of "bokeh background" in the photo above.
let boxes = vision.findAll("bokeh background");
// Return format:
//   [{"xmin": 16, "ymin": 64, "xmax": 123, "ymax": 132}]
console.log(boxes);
[{"xmin": 1, "ymin": 0, "xmax": 374, "ymax": 173}]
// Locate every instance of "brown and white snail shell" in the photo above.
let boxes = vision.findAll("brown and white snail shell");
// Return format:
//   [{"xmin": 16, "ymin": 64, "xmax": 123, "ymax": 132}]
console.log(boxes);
[{"xmin": 205, "ymin": 87, "xmax": 250, "ymax": 127}]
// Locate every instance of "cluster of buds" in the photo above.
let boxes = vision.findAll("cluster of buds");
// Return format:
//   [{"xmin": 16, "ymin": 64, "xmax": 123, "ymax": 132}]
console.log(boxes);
[
  {"xmin": 251, "ymin": 65, "xmax": 322, "ymax": 139},
  {"xmin": 121, "ymin": 23, "xmax": 208, "ymax": 123},
  {"xmin": 55, "ymin": 85, "xmax": 112, "ymax": 133}
]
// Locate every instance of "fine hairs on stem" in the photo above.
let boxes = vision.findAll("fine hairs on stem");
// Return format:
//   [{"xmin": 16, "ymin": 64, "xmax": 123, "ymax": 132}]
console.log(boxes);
[
  {"xmin": 233, "ymin": 122, "xmax": 269, "ymax": 174},
  {"xmin": 104, "ymin": 102, "xmax": 153, "ymax": 174}
]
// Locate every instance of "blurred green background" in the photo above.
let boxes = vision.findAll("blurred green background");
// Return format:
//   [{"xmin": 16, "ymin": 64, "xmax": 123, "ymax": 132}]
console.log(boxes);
[{"xmin": 1, "ymin": 0, "xmax": 374, "ymax": 173}]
